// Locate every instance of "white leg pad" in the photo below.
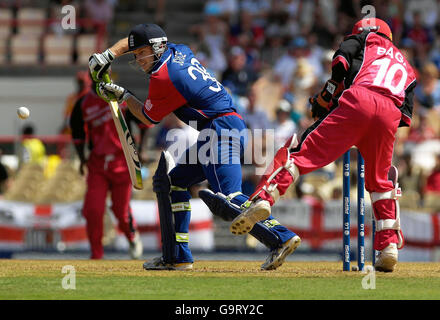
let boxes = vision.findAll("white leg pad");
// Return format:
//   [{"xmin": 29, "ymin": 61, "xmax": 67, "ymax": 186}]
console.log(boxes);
[{"xmin": 370, "ymin": 166, "xmax": 404, "ymax": 249}]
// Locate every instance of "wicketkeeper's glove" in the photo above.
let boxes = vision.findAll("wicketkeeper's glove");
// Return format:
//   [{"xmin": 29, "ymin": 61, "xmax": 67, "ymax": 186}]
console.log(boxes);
[
  {"xmin": 88, "ymin": 49, "xmax": 115, "ymax": 82},
  {"xmin": 309, "ymin": 79, "xmax": 340, "ymax": 119},
  {"xmin": 96, "ymin": 82, "xmax": 132, "ymax": 103}
]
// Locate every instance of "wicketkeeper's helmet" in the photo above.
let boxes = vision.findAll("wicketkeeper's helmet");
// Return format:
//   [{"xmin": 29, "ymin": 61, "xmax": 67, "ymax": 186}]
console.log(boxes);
[{"xmin": 352, "ymin": 18, "xmax": 393, "ymax": 41}]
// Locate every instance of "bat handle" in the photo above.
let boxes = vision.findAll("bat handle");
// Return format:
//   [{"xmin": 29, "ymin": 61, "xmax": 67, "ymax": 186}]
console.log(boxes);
[{"xmin": 102, "ymin": 73, "xmax": 111, "ymax": 84}]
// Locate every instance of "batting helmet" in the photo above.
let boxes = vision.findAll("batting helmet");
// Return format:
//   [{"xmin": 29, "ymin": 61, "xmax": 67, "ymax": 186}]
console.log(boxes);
[
  {"xmin": 128, "ymin": 23, "xmax": 168, "ymax": 56},
  {"xmin": 352, "ymin": 18, "xmax": 392, "ymax": 41}
]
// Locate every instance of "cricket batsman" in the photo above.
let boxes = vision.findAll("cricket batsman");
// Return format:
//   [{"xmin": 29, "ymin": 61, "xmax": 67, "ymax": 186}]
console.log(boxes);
[
  {"xmin": 70, "ymin": 75, "xmax": 145, "ymax": 260},
  {"xmin": 88, "ymin": 23, "xmax": 300, "ymax": 270},
  {"xmin": 201, "ymin": 18, "xmax": 417, "ymax": 272}
]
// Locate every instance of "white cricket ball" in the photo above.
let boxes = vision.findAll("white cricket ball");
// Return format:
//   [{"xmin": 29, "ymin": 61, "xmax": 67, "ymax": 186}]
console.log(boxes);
[{"xmin": 17, "ymin": 107, "xmax": 30, "ymax": 119}]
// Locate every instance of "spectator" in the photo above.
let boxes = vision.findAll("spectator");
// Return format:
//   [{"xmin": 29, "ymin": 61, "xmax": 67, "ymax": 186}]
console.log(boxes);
[
  {"xmin": 205, "ymin": 0, "xmax": 239, "ymax": 23},
  {"xmin": 320, "ymin": 49, "xmax": 335, "ymax": 87},
  {"xmin": 272, "ymin": 99, "xmax": 297, "ymax": 150},
  {"xmin": 190, "ymin": 3, "xmax": 229, "ymax": 78},
  {"xmin": 404, "ymin": 0, "xmax": 438, "ymax": 29},
  {"xmin": 397, "ymin": 151, "xmax": 424, "ymax": 197},
  {"xmin": 260, "ymin": 12, "xmax": 288, "ymax": 67},
  {"xmin": 289, "ymin": 57, "xmax": 317, "ymax": 98},
  {"xmin": 241, "ymin": 85, "xmax": 272, "ymax": 131},
  {"xmin": 146, "ymin": 0, "xmax": 167, "ymax": 26},
  {"xmin": 405, "ymin": 112, "xmax": 438, "ymax": 144},
  {"xmin": 20, "ymin": 124, "xmax": 46, "ymax": 167},
  {"xmin": 424, "ymin": 153, "xmax": 440, "ymax": 194},
  {"xmin": 308, "ymin": 5, "xmax": 337, "ymax": 49},
  {"xmin": 83, "ymin": 0, "xmax": 116, "ymax": 31},
  {"xmin": 221, "ymin": 46, "xmax": 259, "ymax": 96},
  {"xmin": 273, "ymin": 36, "xmax": 321, "ymax": 91},
  {"xmin": 414, "ymin": 62, "xmax": 440, "ymax": 111},
  {"xmin": 229, "ymin": 10, "xmax": 265, "ymax": 49},
  {"xmin": 240, "ymin": 0, "xmax": 271, "ymax": 28},
  {"xmin": 272, "ymin": 36, "xmax": 307, "ymax": 89},
  {"xmin": 403, "ymin": 11, "xmax": 434, "ymax": 62}
]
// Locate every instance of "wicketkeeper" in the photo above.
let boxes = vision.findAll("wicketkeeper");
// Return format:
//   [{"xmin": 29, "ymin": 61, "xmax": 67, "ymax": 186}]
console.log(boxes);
[
  {"xmin": 88, "ymin": 23, "xmax": 300, "ymax": 270},
  {"xmin": 201, "ymin": 18, "xmax": 417, "ymax": 272}
]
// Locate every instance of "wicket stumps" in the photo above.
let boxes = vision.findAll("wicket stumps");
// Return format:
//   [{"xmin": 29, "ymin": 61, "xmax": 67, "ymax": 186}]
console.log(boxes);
[{"xmin": 342, "ymin": 149, "xmax": 374, "ymax": 271}]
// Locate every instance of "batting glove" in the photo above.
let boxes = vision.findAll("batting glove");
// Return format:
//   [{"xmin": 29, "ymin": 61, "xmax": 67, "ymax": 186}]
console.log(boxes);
[
  {"xmin": 88, "ymin": 49, "xmax": 115, "ymax": 81},
  {"xmin": 96, "ymin": 82, "xmax": 132, "ymax": 103}
]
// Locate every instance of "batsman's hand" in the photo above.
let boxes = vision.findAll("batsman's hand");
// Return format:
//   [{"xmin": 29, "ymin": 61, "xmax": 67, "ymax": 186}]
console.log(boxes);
[
  {"xmin": 88, "ymin": 49, "xmax": 115, "ymax": 81},
  {"xmin": 96, "ymin": 82, "xmax": 132, "ymax": 103}
]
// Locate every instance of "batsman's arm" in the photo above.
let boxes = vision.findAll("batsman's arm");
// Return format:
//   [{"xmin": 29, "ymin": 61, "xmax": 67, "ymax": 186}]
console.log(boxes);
[
  {"xmin": 96, "ymin": 76, "xmax": 154, "ymax": 127},
  {"xmin": 107, "ymin": 37, "xmax": 129, "ymax": 58},
  {"xmin": 125, "ymin": 95, "xmax": 154, "ymax": 127}
]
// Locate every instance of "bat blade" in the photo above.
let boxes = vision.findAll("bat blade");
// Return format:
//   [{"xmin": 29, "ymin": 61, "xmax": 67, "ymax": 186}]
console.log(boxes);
[{"xmin": 109, "ymin": 100, "xmax": 143, "ymax": 190}]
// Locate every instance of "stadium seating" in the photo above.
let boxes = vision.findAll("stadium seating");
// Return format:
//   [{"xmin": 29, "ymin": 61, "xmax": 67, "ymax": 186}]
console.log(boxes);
[
  {"xmin": 0, "ymin": 5, "xmax": 107, "ymax": 66},
  {"xmin": 0, "ymin": 8, "xmax": 13, "ymax": 39},
  {"xmin": 10, "ymin": 34, "xmax": 40, "ymax": 64},
  {"xmin": 43, "ymin": 34, "xmax": 74, "ymax": 65},
  {"xmin": 17, "ymin": 7, "xmax": 46, "ymax": 36},
  {"xmin": 77, "ymin": 34, "xmax": 103, "ymax": 65},
  {"xmin": 0, "ymin": 37, "xmax": 7, "ymax": 65}
]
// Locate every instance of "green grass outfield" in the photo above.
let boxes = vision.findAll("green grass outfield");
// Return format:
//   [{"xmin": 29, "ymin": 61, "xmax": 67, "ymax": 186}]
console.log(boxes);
[{"xmin": 1, "ymin": 260, "xmax": 440, "ymax": 300}]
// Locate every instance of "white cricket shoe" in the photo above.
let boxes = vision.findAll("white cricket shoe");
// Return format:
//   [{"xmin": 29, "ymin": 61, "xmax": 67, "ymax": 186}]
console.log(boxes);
[
  {"xmin": 230, "ymin": 199, "xmax": 271, "ymax": 235},
  {"xmin": 143, "ymin": 257, "xmax": 193, "ymax": 271},
  {"xmin": 129, "ymin": 232, "xmax": 143, "ymax": 260},
  {"xmin": 261, "ymin": 235, "xmax": 301, "ymax": 270},
  {"xmin": 374, "ymin": 243, "xmax": 398, "ymax": 272}
]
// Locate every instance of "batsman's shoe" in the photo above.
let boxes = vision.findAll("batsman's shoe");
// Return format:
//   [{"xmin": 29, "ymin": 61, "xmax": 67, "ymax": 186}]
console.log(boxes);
[
  {"xmin": 374, "ymin": 243, "xmax": 398, "ymax": 272},
  {"xmin": 143, "ymin": 257, "xmax": 193, "ymax": 271},
  {"xmin": 261, "ymin": 235, "xmax": 301, "ymax": 270},
  {"xmin": 230, "ymin": 199, "xmax": 271, "ymax": 235},
  {"xmin": 143, "ymin": 257, "xmax": 168, "ymax": 270},
  {"xmin": 129, "ymin": 232, "xmax": 143, "ymax": 260},
  {"xmin": 171, "ymin": 262, "xmax": 194, "ymax": 271}
]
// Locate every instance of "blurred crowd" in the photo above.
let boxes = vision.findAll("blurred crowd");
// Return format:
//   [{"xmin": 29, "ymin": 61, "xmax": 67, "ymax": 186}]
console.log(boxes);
[
  {"xmin": 183, "ymin": 0, "xmax": 440, "ymax": 210},
  {"xmin": 1, "ymin": 0, "xmax": 440, "ymax": 212}
]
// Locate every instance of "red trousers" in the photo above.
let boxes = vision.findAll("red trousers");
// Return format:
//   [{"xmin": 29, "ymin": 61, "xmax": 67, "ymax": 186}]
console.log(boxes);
[
  {"xmin": 83, "ymin": 152, "xmax": 136, "ymax": 259},
  {"xmin": 260, "ymin": 86, "xmax": 402, "ymax": 250}
]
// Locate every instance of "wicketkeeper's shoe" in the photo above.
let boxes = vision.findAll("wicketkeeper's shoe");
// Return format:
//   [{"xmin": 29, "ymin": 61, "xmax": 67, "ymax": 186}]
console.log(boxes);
[
  {"xmin": 129, "ymin": 232, "xmax": 143, "ymax": 260},
  {"xmin": 261, "ymin": 235, "xmax": 301, "ymax": 270},
  {"xmin": 374, "ymin": 243, "xmax": 398, "ymax": 272},
  {"xmin": 143, "ymin": 257, "xmax": 193, "ymax": 271},
  {"xmin": 230, "ymin": 199, "xmax": 271, "ymax": 235}
]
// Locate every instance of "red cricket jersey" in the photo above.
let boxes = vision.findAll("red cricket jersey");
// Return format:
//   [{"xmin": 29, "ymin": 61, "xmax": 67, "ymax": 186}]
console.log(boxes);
[
  {"xmin": 74, "ymin": 92, "xmax": 124, "ymax": 156},
  {"xmin": 332, "ymin": 32, "xmax": 417, "ymax": 127}
]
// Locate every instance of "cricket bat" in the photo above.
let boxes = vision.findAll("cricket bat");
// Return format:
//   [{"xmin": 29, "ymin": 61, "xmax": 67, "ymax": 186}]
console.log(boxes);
[{"xmin": 103, "ymin": 73, "xmax": 143, "ymax": 190}]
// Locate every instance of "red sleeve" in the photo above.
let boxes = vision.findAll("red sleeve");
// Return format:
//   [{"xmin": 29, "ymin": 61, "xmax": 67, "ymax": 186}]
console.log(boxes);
[{"xmin": 143, "ymin": 63, "xmax": 187, "ymax": 124}]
